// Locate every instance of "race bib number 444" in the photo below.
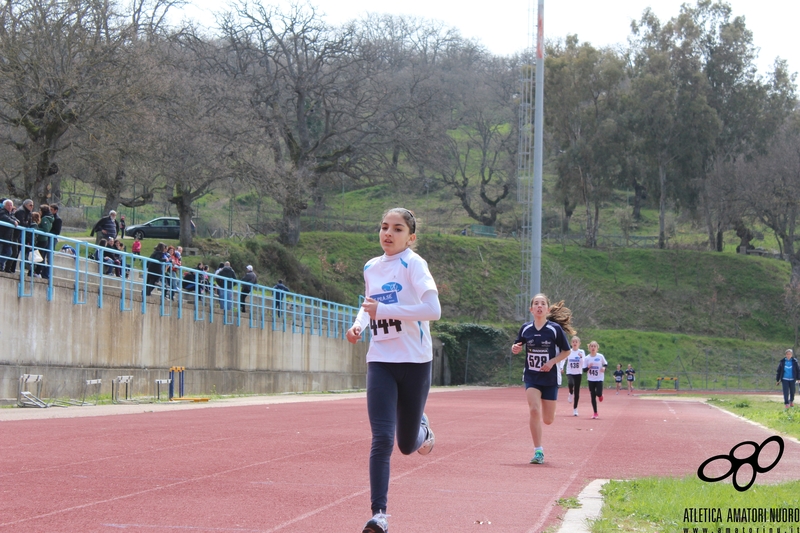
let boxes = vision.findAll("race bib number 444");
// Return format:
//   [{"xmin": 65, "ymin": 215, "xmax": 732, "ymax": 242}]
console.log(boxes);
[{"xmin": 370, "ymin": 318, "xmax": 403, "ymax": 340}]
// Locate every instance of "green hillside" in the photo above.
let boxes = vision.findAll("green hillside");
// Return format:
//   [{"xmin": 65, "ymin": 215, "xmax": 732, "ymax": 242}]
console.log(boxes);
[
  {"xmin": 183, "ymin": 231, "xmax": 792, "ymax": 390},
  {"xmin": 265, "ymin": 233, "xmax": 792, "ymax": 343}
]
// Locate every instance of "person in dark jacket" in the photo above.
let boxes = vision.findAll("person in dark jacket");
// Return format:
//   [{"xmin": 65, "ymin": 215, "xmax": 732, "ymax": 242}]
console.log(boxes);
[
  {"xmin": 0, "ymin": 199, "xmax": 19, "ymax": 272},
  {"xmin": 90, "ymin": 210, "xmax": 118, "ymax": 244},
  {"xmin": 776, "ymin": 348, "xmax": 800, "ymax": 408},
  {"xmin": 215, "ymin": 261, "xmax": 237, "ymax": 311},
  {"xmin": 36, "ymin": 204, "xmax": 54, "ymax": 279},
  {"xmin": 240, "ymin": 265, "xmax": 257, "ymax": 312},
  {"xmin": 8, "ymin": 199, "xmax": 33, "ymax": 274},
  {"xmin": 49, "ymin": 204, "xmax": 62, "ymax": 237},
  {"xmin": 145, "ymin": 243, "xmax": 168, "ymax": 297},
  {"xmin": 273, "ymin": 279, "xmax": 289, "ymax": 317}
]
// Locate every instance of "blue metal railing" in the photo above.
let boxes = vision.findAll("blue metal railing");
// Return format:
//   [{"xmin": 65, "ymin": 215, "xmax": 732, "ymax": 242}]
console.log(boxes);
[{"xmin": 0, "ymin": 221, "xmax": 359, "ymax": 338}]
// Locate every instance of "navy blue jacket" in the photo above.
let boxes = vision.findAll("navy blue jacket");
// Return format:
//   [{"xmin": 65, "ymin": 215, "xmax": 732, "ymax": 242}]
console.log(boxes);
[{"xmin": 776, "ymin": 357, "xmax": 800, "ymax": 382}]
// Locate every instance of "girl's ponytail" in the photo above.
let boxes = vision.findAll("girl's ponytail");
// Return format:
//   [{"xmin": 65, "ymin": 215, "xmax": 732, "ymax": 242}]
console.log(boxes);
[{"xmin": 548, "ymin": 300, "xmax": 576, "ymax": 337}]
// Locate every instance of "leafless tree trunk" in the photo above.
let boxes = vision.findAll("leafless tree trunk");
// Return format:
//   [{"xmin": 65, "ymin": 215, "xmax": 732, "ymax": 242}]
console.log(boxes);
[{"xmin": 0, "ymin": 0, "xmax": 139, "ymax": 205}]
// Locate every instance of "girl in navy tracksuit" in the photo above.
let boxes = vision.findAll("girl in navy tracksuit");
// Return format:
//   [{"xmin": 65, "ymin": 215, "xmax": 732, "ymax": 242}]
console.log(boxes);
[
  {"xmin": 511, "ymin": 294, "xmax": 574, "ymax": 465},
  {"xmin": 776, "ymin": 349, "xmax": 800, "ymax": 408}
]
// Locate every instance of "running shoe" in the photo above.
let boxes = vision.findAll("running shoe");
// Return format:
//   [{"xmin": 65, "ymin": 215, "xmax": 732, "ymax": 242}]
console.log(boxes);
[
  {"xmin": 362, "ymin": 511, "xmax": 389, "ymax": 533},
  {"xmin": 599, "ymin": 395, "xmax": 604, "ymax": 402},
  {"xmin": 417, "ymin": 413, "xmax": 435, "ymax": 455},
  {"xmin": 592, "ymin": 413, "xmax": 598, "ymax": 419},
  {"xmin": 568, "ymin": 393, "xmax": 573, "ymax": 403},
  {"xmin": 573, "ymin": 409, "xmax": 578, "ymax": 417},
  {"xmin": 530, "ymin": 450, "xmax": 544, "ymax": 464}
]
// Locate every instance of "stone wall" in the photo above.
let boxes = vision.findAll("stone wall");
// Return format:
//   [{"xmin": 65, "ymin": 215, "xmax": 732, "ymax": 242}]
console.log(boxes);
[{"xmin": 0, "ymin": 272, "xmax": 368, "ymax": 400}]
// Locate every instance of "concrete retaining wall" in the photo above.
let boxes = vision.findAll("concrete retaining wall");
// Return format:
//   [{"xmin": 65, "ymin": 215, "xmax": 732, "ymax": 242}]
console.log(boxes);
[{"xmin": 0, "ymin": 271, "xmax": 368, "ymax": 400}]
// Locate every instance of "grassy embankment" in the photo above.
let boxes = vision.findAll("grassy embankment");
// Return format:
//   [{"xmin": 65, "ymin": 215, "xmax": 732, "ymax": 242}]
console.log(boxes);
[
  {"xmin": 63, "ymin": 196, "xmax": 795, "ymax": 388},
  {"xmin": 587, "ymin": 395, "xmax": 800, "ymax": 533},
  {"xmin": 87, "ymin": 230, "xmax": 789, "ymax": 389}
]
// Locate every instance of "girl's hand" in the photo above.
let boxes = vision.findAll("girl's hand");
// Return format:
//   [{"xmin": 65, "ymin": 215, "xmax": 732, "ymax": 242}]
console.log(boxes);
[
  {"xmin": 346, "ymin": 325, "xmax": 362, "ymax": 344},
  {"xmin": 541, "ymin": 361, "xmax": 553, "ymax": 372},
  {"xmin": 361, "ymin": 297, "xmax": 378, "ymax": 319},
  {"xmin": 511, "ymin": 342, "xmax": 523, "ymax": 354}
]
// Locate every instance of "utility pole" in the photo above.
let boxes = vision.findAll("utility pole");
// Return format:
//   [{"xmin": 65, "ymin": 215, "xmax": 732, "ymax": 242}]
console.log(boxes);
[
  {"xmin": 517, "ymin": 0, "xmax": 545, "ymax": 318},
  {"xmin": 531, "ymin": 0, "xmax": 545, "ymax": 297}
]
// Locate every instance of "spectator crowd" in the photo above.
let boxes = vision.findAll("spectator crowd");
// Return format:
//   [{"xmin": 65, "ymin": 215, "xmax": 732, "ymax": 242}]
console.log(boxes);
[{"xmin": 1, "ymin": 202, "xmax": 292, "ymax": 315}]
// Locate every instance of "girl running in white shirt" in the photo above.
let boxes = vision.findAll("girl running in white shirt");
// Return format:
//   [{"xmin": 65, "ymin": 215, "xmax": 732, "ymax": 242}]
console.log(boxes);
[
  {"xmin": 584, "ymin": 341, "xmax": 608, "ymax": 419},
  {"xmin": 346, "ymin": 208, "xmax": 441, "ymax": 533},
  {"xmin": 565, "ymin": 336, "xmax": 585, "ymax": 416}
]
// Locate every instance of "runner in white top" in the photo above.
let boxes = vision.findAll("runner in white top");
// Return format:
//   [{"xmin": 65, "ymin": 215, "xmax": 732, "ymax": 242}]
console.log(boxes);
[
  {"xmin": 583, "ymin": 340, "xmax": 608, "ymax": 419},
  {"xmin": 564, "ymin": 336, "xmax": 585, "ymax": 416},
  {"xmin": 346, "ymin": 207, "xmax": 441, "ymax": 533}
]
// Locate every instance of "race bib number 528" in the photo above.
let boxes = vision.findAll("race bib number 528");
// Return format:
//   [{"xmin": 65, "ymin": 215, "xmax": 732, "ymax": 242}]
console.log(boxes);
[
  {"xmin": 370, "ymin": 318, "xmax": 403, "ymax": 341},
  {"xmin": 526, "ymin": 348, "xmax": 549, "ymax": 372}
]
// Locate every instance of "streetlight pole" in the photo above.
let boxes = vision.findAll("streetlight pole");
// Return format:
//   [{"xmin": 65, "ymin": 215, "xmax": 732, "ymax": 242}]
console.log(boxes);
[{"xmin": 530, "ymin": 0, "xmax": 545, "ymax": 296}]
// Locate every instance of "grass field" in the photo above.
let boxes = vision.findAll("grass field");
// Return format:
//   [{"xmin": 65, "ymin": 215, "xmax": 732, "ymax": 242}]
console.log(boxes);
[{"xmin": 590, "ymin": 394, "xmax": 800, "ymax": 533}]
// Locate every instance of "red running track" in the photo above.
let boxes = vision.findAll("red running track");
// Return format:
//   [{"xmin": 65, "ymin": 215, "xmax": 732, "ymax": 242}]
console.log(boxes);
[{"xmin": 1, "ymin": 387, "xmax": 798, "ymax": 533}]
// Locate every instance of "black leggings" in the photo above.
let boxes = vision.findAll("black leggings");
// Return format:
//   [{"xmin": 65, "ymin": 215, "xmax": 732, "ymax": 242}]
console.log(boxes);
[
  {"xmin": 588, "ymin": 380, "xmax": 604, "ymax": 413},
  {"xmin": 567, "ymin": 374, "xmax": 582, "ymax": 409},
  {"xmin": 366, "ymin": 361, "xmax": 431, "ymax": 514}
]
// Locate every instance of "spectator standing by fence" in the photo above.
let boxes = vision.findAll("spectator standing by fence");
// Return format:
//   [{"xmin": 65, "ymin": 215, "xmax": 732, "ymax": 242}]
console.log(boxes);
[
  {"xmin": 183, "ymin": 264, "xmax": 199, "ymax": 291},
  {"xmin": 200, "ymin": 264, "xmax": 211, "ymax": 295},
  {"xmin": 8, "ymin": 199, "xmax": 33, "ymax": 274},
  {"xmin": 776, "ymin": 349, "xmax": 800, "ymax": 409},
  {"xmin": 29, "ymin": 212, "xmax": 41, "ymax": 277},
  {"xmin": 90, "ymin": 210, "xmax": 118, "ymax": 244},
  {"xmin": 216, "ymin": 261, "xmax": 236, "ymax": 311},
  {"xmin": 36, "ymin": 205, "xmax": 54, "ymax": 279},
  {"xmin": 0, "ymin": 199, "xmax": 18, "ymax": 272},
  {"xmin": 274, "ymin": 279, "xmax": 289, "ymax": 317},
  {"xmin": 168, "ymin": 246, "xmax": 182, "ymax": 299},
  {"xmin": 145, "ymin": 243, "xmax": 167, "ymax": 297},
  {"xmin": 49, "ymin": 204, "xmax": 62, "ymax": 238},
  {"xmin": 240, "ymin": 265, "xmax": 257, "ymax": 313}
]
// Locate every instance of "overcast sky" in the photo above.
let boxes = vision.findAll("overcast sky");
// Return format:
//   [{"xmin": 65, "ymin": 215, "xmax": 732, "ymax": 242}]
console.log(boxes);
[{"xmin": 175, "ymin": 0, "xmax": 797, "ymax": 77}]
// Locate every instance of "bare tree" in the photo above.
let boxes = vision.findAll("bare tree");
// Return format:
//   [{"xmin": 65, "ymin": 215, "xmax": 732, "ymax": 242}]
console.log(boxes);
[
  {"xmin": 219, "ymin": 4, "xmax": 385, "ymax": 245},
  {"xmin": 741, "ymin": 119, "xmax": 800, "ymax": 280},
  {"xmin": 154, "ymin": 36, "xmax": 253, "ymax": 247},
  {"xmin": 429, "ymin": 54, "xmax": 518, "ymax": 227},
  {"xmin": 0, "ymin": 0, "xmax": 140, "ymax": 205}
]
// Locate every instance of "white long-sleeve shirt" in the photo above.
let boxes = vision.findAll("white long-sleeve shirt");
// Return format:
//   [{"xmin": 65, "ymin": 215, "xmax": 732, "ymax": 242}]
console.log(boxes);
[{"xmin": 352, "ymin": 247, "xmax": 440, "ymax": 363}]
